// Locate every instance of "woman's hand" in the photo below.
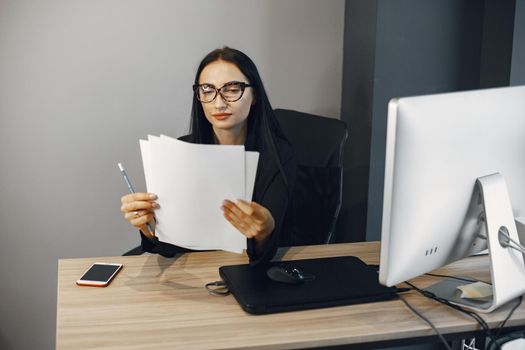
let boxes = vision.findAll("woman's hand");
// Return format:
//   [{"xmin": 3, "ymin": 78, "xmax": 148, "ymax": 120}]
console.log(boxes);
[
  {"xmin": 120, "ymin": 193, "xmax": 159, "ymax": 238},
  {"xmin": 221, "ymin": 199, "xmax": 275, "ymax": 244}
]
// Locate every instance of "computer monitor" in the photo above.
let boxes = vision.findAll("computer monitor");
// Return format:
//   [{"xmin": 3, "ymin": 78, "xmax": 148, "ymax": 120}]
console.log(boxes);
[{"xmin": 378, "ymin": 85, "xmax": 525, "ymax": 312}]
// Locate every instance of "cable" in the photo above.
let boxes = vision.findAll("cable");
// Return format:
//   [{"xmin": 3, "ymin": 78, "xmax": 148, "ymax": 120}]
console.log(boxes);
[
  {"xmin": 397, "ymin": 294, "xmax": 452, "ymax": 350},
  {"xmin": 404, "ymin": 281, "xmax": 492, "ymax": 339},
  {"xmin": 398, "ymin": 294, "xmax": 452, "ymax": 350},
  {"xmin": 205, "ymin": 280, "xmax": 230, "ymax": 296},
  {"xmin": 497, "ymin": 296, "xmax": 522, "ymax": 332},
  {"xmin": 412, "ymin": 270, "xmax": 525, "ymax": 350},
  {"xmin": 405, "ymin": 280, "xmax": 491, "ymax": 333},
  {"xmin": 424, "ymin": 272, "xmax": 490, "ymax": 284},
  {"xmin": 394, "ymin": 287, "xmax": 412, "ymax": 293},
  {"xmin": 485, "ymin": 296, "xmax": 523, "ymax": 350},
  {"xmin": 406, "ymin": 280, "xmax": 524, "ymax": 348},
  {"xmin": 499, "ymin": 229, "xmax": 525, "ymax": 255}
]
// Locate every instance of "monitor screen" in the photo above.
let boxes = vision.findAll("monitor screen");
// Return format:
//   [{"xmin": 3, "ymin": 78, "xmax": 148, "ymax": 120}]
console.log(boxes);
[{"xmin": 378, "ymin": 86, "xmax": 525, "ymax": 295}]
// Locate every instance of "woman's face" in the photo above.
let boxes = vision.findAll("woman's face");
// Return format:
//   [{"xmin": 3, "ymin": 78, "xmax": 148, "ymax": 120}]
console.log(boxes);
[{"xmin": 198, "ymin": 60, "xmax": 254, "ymax": 137}]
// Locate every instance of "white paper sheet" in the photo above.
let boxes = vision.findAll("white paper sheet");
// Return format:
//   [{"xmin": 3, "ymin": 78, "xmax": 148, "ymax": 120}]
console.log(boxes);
[
  {"xmin": 216, "ymin": 150, "xmax": 260, "ymax": 252},
  {"xmin": 139, "ymin": 135, "xmax": 259, "ymax": 253},
  {"xmin": 245, "ymin": 151, "xmax": 259, "ymax": 202}
]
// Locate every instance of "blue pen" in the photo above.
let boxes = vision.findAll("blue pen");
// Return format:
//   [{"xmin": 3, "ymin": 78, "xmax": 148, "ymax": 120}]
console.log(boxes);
[{"xmin": 117, "ymin": 162, "xmax": 155, "ymax": 234}]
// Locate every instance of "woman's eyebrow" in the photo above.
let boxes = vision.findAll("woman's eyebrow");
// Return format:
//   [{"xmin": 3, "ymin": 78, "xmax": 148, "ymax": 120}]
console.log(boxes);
[{"xmin": 199, "ymin": 81, "xmax": 246, "ymax": 87}]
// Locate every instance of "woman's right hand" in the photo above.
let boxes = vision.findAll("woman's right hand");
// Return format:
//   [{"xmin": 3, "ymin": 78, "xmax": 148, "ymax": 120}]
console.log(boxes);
[{"xmin": 120, "ymin": 193, "xmax": 159, "ymax": 238}]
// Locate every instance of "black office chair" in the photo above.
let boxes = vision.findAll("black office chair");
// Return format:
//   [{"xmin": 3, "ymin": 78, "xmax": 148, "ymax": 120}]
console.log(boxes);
[{"xmin": 274, "ymin": 108, "xmax": 348, "ymax": 246}]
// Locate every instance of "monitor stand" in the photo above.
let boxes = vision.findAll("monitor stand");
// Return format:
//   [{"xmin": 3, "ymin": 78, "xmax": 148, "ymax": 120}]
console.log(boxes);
[{"xmin": 425, "ymin": 173, "xmax": 525, "ymax": 313}]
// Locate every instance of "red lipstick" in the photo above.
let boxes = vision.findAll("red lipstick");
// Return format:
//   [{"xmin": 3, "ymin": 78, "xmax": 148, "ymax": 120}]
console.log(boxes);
[{"xmin": 212, "ymin": 113, "xmax": 231, "ymax": 120}]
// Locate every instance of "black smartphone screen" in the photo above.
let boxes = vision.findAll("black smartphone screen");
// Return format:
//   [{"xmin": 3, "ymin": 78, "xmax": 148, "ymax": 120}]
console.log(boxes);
[{"xmin": 80, "ymin": 264, "xmax": 121, "ymax": 282}]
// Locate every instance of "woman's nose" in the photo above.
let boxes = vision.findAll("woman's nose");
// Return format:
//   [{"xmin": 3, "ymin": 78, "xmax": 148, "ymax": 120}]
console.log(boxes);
[{"xmin": 214, "ymin": 93, "xmax": 228, "ymax": 108}]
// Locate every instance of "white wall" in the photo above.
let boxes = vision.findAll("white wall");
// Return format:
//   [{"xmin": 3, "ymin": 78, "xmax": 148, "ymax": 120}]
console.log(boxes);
[{"xmin": 0, "ymin": 1, "xmax": 344, "ymax": 349}]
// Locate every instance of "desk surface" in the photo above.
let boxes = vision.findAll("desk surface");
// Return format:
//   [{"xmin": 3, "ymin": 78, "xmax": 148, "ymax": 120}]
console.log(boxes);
[{"xmin": 56, "ymin": 242, "xmax": 525, "ymax": 349}]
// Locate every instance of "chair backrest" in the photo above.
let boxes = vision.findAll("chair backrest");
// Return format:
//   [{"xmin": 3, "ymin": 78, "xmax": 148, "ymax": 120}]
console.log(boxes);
[{"xmin": 274, "ymin": 108, "xmax": 348, "ymax": 246}]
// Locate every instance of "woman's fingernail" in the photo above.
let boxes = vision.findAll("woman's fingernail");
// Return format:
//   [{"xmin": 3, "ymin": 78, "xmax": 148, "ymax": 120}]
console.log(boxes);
[
  {"xmin": 149, "ymin": 194, "xmax": 157, "ymax": 199},
  {"xmin": 152, "ymin": 202, "xmax": 159, "ymax": 208}
]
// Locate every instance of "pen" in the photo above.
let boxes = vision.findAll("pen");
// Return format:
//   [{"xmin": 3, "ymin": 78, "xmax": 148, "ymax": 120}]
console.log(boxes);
[{"xmin": 117, "ymin": 162, "xmax": 155, "ymax": 235}]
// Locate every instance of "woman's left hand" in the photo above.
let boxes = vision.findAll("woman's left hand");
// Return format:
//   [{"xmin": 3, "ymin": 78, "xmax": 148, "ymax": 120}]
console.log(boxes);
[{"xmin": 221, "ymin": 199, "xmax": 275, "ymax": 242}]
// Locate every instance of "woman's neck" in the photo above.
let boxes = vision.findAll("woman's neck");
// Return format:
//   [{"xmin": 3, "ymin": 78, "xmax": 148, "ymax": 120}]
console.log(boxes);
[{"xmin": 213, "ymin": 124, "xmax": 247, "ymax": 145}]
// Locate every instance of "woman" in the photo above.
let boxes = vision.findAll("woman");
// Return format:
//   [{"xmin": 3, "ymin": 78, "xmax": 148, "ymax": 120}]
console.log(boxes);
[{"xmin": 120, "ymin": 47, "xmax": 295, "ymax": 267}]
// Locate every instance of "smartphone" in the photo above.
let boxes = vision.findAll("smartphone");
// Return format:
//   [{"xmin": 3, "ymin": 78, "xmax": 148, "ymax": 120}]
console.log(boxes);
[{"xmin": 76, "ymin": 262, "xmax": 123, "ymax": 287}]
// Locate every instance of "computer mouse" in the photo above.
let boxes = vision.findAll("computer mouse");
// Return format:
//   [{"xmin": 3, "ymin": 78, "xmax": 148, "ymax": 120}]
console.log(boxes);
[{"xmin": 266, "ymin": 264, "xmax": 313, "ymax": 285}]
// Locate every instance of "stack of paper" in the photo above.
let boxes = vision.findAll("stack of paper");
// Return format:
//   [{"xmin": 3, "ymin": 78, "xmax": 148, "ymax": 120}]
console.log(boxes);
[{"xmin": 140, "ymin": 135, "xmax": 259, "ymax": 253}]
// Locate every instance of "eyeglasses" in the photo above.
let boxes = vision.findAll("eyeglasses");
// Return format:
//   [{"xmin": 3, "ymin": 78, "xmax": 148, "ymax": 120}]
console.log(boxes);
[{"xmin": 193, "ymin": 81, "xmax": 252, "ymax": 103}]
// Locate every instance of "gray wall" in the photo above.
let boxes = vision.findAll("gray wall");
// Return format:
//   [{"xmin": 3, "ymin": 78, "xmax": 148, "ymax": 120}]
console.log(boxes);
[
  {"xmin": 511, "ymin": 0, "xmax": 525, "ymax": 85},
  {"xmin": 340, "ymin": 0, "xmax": 524, "ymax": 243},
  {"xmin": 0, "ymin": 1, "xmax": 344, "ymax": 349},
  {"xmin": 337, "ymin": 0, "xmax": 378, "ymax": 243},
  {"xmin": 367, "ymin": 0, "xmax": 484, "ymax": 242},
  {"xmin": 339, "ymin": 0, "xmax": 484, "ymax": 242}
]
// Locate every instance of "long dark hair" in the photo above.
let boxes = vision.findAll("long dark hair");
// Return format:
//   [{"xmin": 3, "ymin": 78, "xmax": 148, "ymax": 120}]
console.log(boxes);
[{"xmin": 189, "ymin": 46, "xmax": 289, "ymax": 186}]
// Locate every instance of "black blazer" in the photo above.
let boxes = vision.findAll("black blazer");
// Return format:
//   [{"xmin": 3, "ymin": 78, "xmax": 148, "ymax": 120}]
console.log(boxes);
[{"xmin": 140, "ymin": 133, "xmax": 295, "ymax": 267}]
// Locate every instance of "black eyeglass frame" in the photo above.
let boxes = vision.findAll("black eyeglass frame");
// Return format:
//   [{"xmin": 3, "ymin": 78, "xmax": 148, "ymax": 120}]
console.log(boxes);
[{"xmin": 192, "ymin": 81, "xmax": 252, "ymax": 103}]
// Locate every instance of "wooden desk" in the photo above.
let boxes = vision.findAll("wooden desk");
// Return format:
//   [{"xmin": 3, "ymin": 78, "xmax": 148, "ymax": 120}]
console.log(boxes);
[{"xmin": 56, "ymin": 242, "xmax": 525, "ymax": 349}]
